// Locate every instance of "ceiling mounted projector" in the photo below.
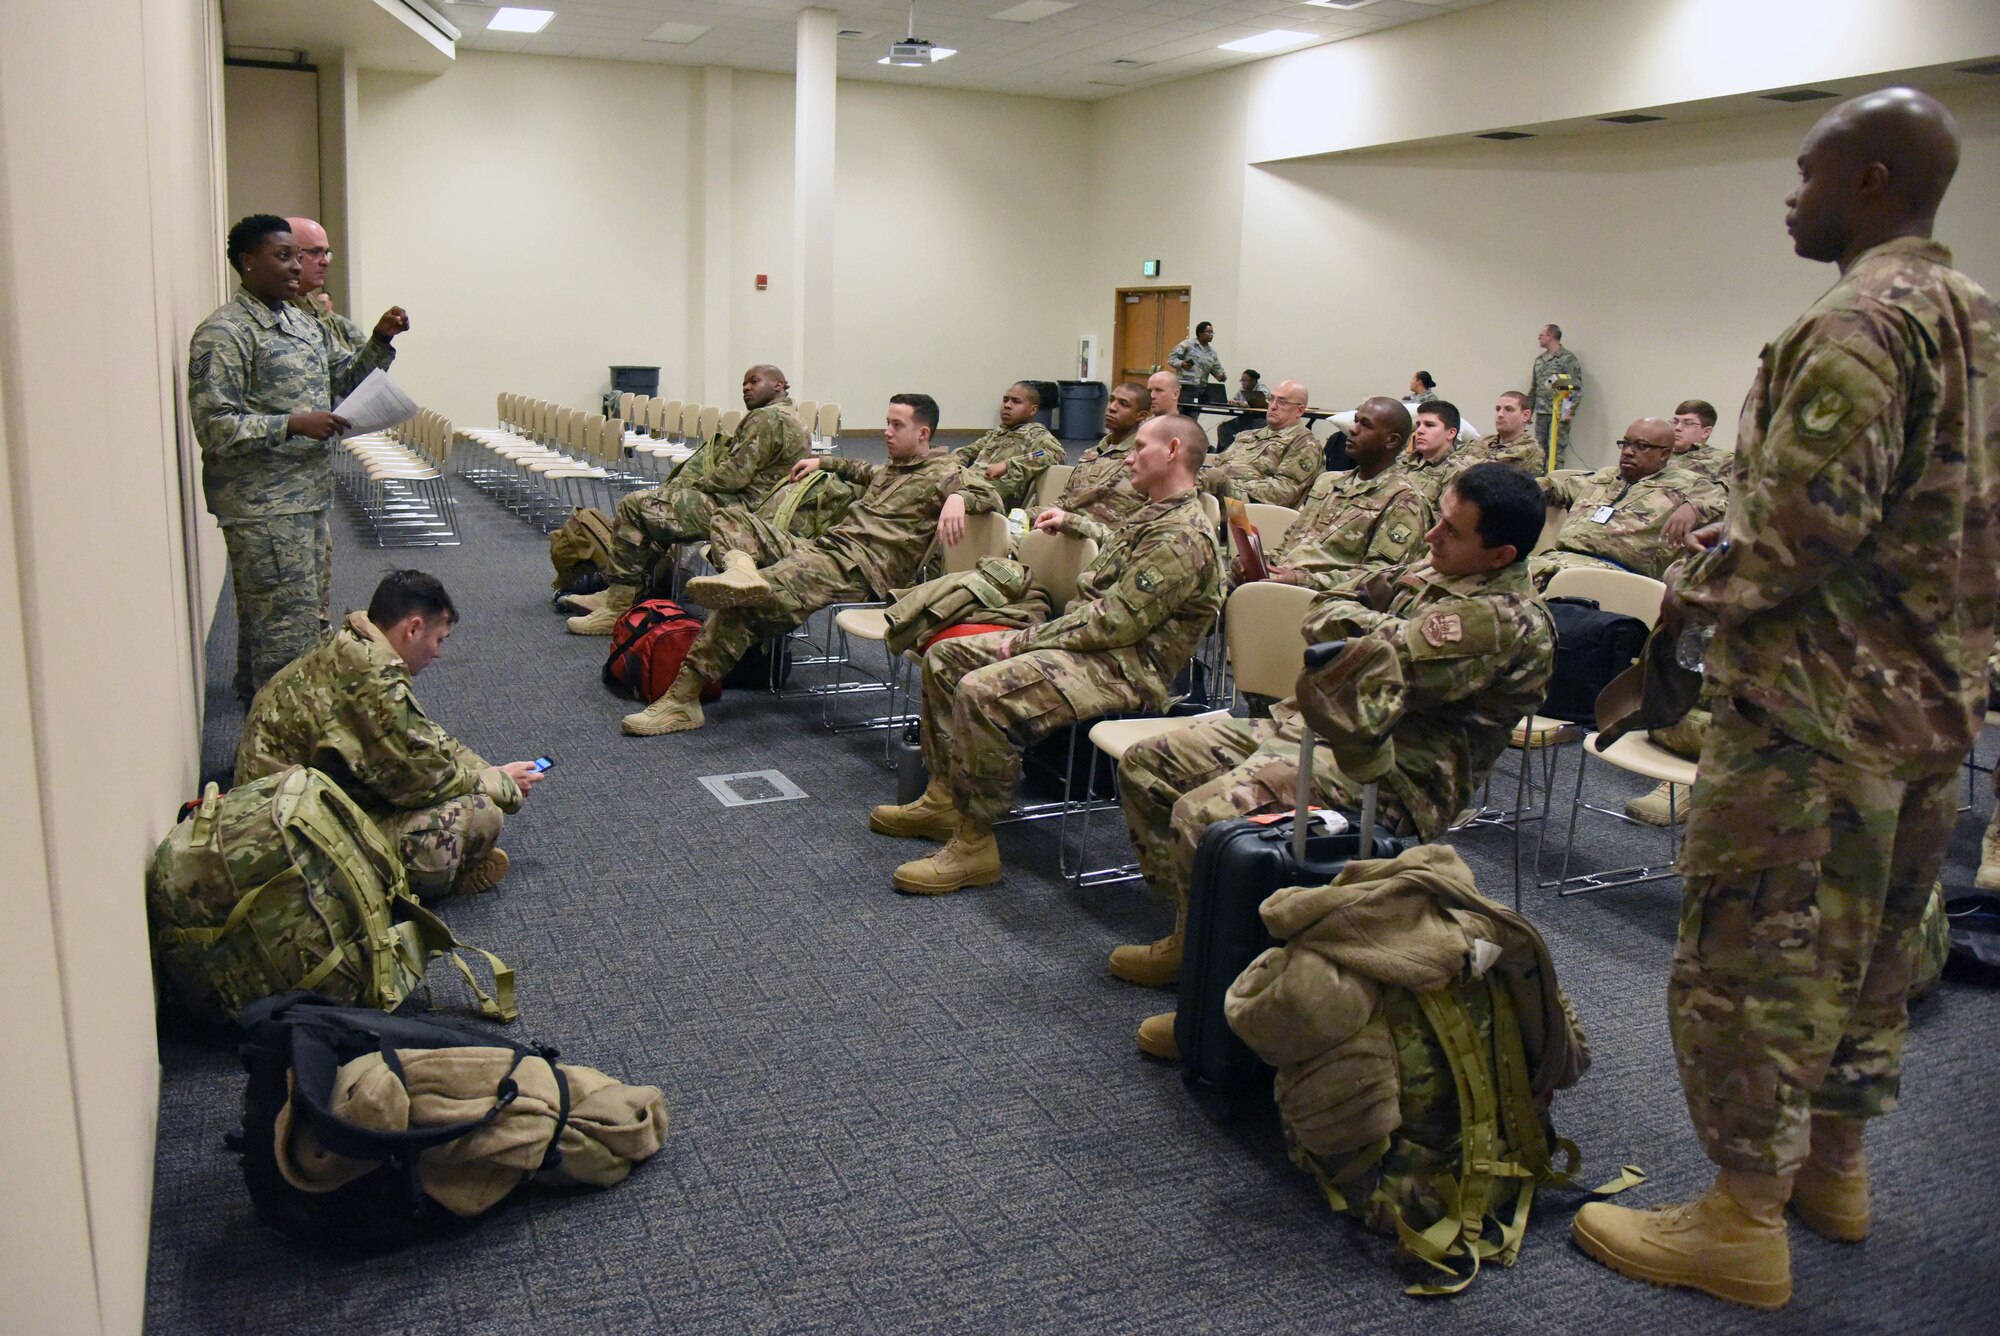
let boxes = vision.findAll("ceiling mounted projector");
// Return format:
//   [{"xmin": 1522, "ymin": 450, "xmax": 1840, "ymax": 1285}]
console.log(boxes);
[{"xmin": 881, "ymin": 2, "xmax": 955, "ymax": 65}]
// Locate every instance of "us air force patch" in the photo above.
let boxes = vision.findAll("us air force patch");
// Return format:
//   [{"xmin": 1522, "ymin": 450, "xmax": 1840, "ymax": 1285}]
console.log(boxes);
[
  {"xmin": 1797, "ymin": 385, "xmax": 1851, "ymax": 438},
  {"xmin": 190, "ymin": 348, "xmax": 212, "ymax": 382},
  {"xmin": 1388, "ymin": 524, "xmax": 1412, "ymax": 546},
  {"xmin": 1421, "ymin": 611, "xmax": 1463, "ymax": 647},
  {"xmin": 1135, "ymin": 567, "xmax": 1160, "ymax": 594}
]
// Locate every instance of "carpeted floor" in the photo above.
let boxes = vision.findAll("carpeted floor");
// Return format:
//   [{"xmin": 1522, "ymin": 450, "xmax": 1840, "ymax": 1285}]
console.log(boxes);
[{"xmin": 147, "ymin": 458, "xmax": 2000, "ymax": 1333}]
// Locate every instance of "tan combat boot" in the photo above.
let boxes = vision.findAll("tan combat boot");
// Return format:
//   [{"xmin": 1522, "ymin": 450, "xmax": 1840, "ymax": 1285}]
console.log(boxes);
[
  {"xmin": 891, "ymin": 817, "xmax": 1002, "ymax": 895},
  {"xmin": 869, "ymin": 778, "xmax": 960, "ymax": 841},
  {"xmin": 1571, "ymin": 1167, "xmax": 1793, "ymax": 1310},
  {"xmin": 1109, "ymin": 924, "xmax": 1184, "ymax": 988},
  {"xmin": 1978, "ymin": 807, "xmax": 2000, "ymax": 892},
  {"xmin": 557, "ymin": 587, "xmax": 611, "ymax": 614},
  {"xmin": 621, "ymin": 669, "xmax": 708, "ymax": 736},
  {"xmin": 1136, "ymin": 1011, "xmax": 1181, "ymax": 1060},
  {"xmin": 454, "ymin": 848, "xmax": 510, "ymax": 897},
  {"xmin": 1791, "ymin": 1114, "xmax": 1868, "ymax": 1242},
  {"xmin": 566, "ymin": 582, "xmax": 635, "ymax": 635},
  {"xmin": 685, "ymin": 551, "xmax": 771, "ymax": 608},
  {"xmin": 1625, "ymin": 780, "xmax": 1690, "ymax": 826}
]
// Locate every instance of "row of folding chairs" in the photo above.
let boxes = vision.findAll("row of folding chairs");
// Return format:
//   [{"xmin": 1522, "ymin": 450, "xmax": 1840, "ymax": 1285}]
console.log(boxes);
[
  {"xmin": 456, "ymin": 394, "xmax": 657, "ymax": 530},
  {"xmin": 333, "ymin": 407, "xmax": 461, "ymax": 547},
  {"xmin": 613, "ymin": 391, "xmax": 844, "ymax": 464}
]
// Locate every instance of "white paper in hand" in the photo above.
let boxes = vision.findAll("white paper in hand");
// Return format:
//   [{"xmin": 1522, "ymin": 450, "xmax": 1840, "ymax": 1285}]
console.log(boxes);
[{"xmin": 332, "ymin": 369, "xmax": 418, "ymax": 436}]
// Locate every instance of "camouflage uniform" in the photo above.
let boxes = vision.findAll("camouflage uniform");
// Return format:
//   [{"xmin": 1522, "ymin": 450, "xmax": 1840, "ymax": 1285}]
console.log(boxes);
[
  {"xmin": 1199, "ymin": 421, "xmax": 1320, "ymax": 506},
  {"xmin": 1167, "ymin": 337, "xmax": 1225, "ymax": 388},
  {"xmin": 1530, "ymin": 464, "xmax": 1726, "ymax": 588},
  {"xmin": 953, "ymin": 421, "xmax": 1066, "ymax": 513},
  {"xmin": 606, "ymin": 397, "xmax": 809, "ymax": 585},
  {"xmin": 288, "ymin": 294, "xmax": 366, "ymax": 359},
  {"xmin": 1531, "ymin": 346, "xmax": 1584, "ymax": 455},
  {"xmin": 1057, "ymin": 430, "xmax": 1147, "ymax": 527},
  {"xmin": 1455, "ymin": 430, "xmax": 1546, "ymax": 477},
  {"xmin": 682, "ymin": 453, "xmax": 996, "ymax": 683},
  {"xmin": 1673, "ymin": 442, "xmax": 1735, "ymax": 486},
  {"xmin": 234, "ymin": 612, "xmax": 523, "ymax": 898},
  {"xmin": 919, "ymin": 492, "xmax": 1223, "ymax": 824},
  {"xmin": 1268, "ymin": 467, "xmax": 1429, "ymax": 591},
  {"xmin": 1667, "ymin": 236, "xmax": 2000, "ymax": 1177},
  {"xmin": 1391, "ymin": 450, "xmax": 1458, "ymax": 510},
  {"xmin": 189, "ymin": 286, "xmax": 394, "ymax": 700},
  {"xmin": 1118, "ymin": 558, "xmax": 1555, "ymax": 914}
]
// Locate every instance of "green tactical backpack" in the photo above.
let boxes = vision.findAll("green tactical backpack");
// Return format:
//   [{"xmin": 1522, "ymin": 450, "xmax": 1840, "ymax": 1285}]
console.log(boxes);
[
  {"xmin": 146, "ymin": 767, "xmax": 515, "ymax": 1024},
  {"xmin": 1912, "ymin": 880, "xmax": 1949, "ymax": 1002},
  {"xmin": 757, "ymin": 468, "xmax": 854, "ymax": 540},
  {"xmin": 549, "ymin": 506, "xmax": 618, "ymax": 593}
]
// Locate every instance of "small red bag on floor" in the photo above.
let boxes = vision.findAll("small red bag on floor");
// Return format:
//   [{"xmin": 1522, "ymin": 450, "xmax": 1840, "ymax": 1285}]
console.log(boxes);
[{"xmin": 603, "ymin": 600, "xmax": 723, "ymax": 703}]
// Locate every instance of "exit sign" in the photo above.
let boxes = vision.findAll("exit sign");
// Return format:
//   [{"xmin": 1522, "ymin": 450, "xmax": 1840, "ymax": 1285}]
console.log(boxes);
[{"xmin": 1141, "ymin": 259, "xmax": 1161, "ymax": 277}]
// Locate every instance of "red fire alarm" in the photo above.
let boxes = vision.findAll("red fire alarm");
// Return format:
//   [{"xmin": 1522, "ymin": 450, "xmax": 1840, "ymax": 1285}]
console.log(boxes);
[{"xmin": 755, "ymin": 273, "xmax": 768, "ymax": 291}]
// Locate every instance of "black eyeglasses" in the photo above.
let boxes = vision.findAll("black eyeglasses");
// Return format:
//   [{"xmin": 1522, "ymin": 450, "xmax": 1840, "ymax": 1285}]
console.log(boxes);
[
  {"xmin": 299, "ymin": 247, "xmax": 333, "ymax": 260},
  {"xmin": 1615, "ymin": 438, "xmax": 1667, "ymax": 451}
]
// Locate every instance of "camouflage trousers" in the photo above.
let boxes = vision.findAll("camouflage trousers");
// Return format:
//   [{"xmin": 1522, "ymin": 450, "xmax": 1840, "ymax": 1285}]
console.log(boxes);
[
  {"xmin": 1670, "ymin": 696, "xmax": 1956, "ymax": 1177},
  {"xmin": 224, "ymin": 509, "xmax": 332, "ymax": 702},
  {"xmin": 681, "ymin": 507, "xmax": 870, "ymax": 685},
  {"xmin": 1117, "ymin": 708, "xmax": 1411, "ymax": 915},
  {"xmin": 609, "ymin": 483, "xmax": 723, "ymax": 587},
  {"xmin": 918, "ymin": 632, "xmax": 1153, "ymax": 827},
  {"xmin": 372, "ymin": 794, "xmax": 505, "ymax": 899}
]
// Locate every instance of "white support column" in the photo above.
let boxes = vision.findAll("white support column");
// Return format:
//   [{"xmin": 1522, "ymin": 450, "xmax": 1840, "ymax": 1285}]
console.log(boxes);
[
  {"xmin": 315, "ymin": 49, "xmax": 362, "ymax": 315},
  {"xmin": 696, "ymin": 65, "xmax": 735, "ymax": 408},
  {"xmin": 791, "ymin": 6, "xmax": 837, "ymax": 398}
]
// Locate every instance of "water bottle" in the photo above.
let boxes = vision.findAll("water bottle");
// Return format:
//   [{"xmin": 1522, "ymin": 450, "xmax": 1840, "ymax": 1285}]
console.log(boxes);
[{"xmin": 1676, "ymin": 623, "xmax": 1714, "ymax": 674}]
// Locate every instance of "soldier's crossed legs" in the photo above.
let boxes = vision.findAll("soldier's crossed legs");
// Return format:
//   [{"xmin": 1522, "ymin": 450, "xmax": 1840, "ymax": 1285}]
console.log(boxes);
[
  {"xmin": 223, "ymin": 508, "xmax": 333, "ymax": 702},
  {"xmin": 681, "ymin": 509, "xmax": 870, "ymax": 684},
  {"xmin": 1671, "ymin": 698, "xmax": 1957, "ymax": 1177},
  {"xmin": 372, "ymin": 794, "xmax": 505, "ymax": 899},
  {"xmin": 608, "ymin": 483, "xmax": 721, "ymax": 588}
]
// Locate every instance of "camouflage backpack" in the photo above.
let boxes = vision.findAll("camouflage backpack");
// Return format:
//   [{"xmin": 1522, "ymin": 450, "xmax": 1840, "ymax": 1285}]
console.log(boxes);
[
  {"xmin": 146, "ymin": 767, "xmax": 515, "ymax": 1025},
  {"xmin": 1911, "ymin": 880, "xmax": 1949, "ymax": 1002},
  {"xmin": 756, "ymin": 468, "xmax": 854, "ymax": 540},
  {"xmin": 549, "ymin": 507, "xmax": 617, "ymax": 594}
]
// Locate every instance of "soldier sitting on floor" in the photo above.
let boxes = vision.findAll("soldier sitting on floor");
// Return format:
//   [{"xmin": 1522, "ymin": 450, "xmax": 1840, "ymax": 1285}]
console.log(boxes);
[
  {"xmin": 236, "ymin": 569, "xmax": 546, "ymax": 898},
  {"xmin": 952, "ymin": 380, "xmax": 1066, "ymax": 513},
  {"xmin": 618, "ymin": 393, "xmax": 1002, "ymax": 737},
  {"xmin": 1531, "ymin": 416, "xmax": 1726, "ymax": 589},
  {"xmin": 563, "ymin": 364, "xmax": 809, "ymax": 631},
  {"xmin": 1108, "ymin": 464, "xmax": 1555, "ymax": 1058},
  {"xmin": 867, "ymin": 413, "xmax": 1225, "ymax": 896}
]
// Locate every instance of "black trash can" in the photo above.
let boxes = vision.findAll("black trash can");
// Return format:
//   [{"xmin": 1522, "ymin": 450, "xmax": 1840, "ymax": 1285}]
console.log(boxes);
[
  {"xmin": 1057, "ymin": 380, "xmax": 1107, "ymax": 442},
  {"xmin": 610, "ymin": 365, "xmax": 660, "ymax": 397}
]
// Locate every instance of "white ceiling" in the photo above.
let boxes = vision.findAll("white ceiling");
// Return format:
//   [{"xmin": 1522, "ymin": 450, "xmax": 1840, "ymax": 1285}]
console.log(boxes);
[{"xmin": 435, "ymin": 0, "xmax": 1501, "ymax": 101}]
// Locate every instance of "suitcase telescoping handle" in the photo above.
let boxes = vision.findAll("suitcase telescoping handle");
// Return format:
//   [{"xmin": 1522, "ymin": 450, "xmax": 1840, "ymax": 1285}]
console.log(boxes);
[{"xmin": 1296, "ymin": 640, "xmax": 1377, "ymax": 863}]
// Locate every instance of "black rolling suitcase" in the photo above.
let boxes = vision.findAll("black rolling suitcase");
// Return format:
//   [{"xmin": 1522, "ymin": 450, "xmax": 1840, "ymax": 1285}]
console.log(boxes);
[{"xmin": 1176, "ymin": 643, "xmax": 1412, "ymax": 1101}]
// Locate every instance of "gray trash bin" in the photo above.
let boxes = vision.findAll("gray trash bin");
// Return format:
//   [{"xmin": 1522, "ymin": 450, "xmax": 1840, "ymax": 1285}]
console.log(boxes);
[{"xmin": 1057, "ymin": 380, "xmax": 1107, "ymax": 442}]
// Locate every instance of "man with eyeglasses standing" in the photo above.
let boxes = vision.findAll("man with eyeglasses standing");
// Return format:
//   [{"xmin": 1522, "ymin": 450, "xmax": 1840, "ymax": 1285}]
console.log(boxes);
[
  {"xmin": 285, "ymin": 217, "xmax": 364, "ymax": 357},
  {"xmin": 1528, "ymin": 416, "xmax": 1723, "ymax": 591}
]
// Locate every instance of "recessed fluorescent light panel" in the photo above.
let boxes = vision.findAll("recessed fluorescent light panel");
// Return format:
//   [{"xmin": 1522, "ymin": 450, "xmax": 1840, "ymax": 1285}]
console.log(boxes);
[
  {"xmin": 1220, "ymin": 30, "xmax": 1313, "ymax": 54},
  {"xmin": 1300, "ymin": 1, "xmax": 1378, "ymax": 9},
  {"xmin": 486, "ymin": 7, "xmax": 554, "ymax": 34},
  {"xmin": 991, "ymin": 1, "xmax": 1074, "ymax": 20},
  {"xmin": 645, "ymin": 21, "xmax": 709, "ymax": 45}
]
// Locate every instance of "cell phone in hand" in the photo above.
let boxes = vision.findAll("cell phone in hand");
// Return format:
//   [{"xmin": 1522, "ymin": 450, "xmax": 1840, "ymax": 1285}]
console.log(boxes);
[{"xmin": 532, "ymin": 756, "xmax": 556, "ymax": 772}]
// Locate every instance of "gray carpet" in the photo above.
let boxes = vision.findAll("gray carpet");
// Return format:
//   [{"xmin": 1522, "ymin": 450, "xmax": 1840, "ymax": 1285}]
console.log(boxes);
[{"xmin": 148, "ymin": 461, "xmax": 2000, "ymax": 1333}]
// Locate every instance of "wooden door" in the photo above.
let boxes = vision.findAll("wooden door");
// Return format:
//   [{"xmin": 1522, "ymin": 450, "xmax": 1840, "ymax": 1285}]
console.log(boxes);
[{"xmin": 1112, "ymin": 287, "xmax": 1191, "ymax": 385}]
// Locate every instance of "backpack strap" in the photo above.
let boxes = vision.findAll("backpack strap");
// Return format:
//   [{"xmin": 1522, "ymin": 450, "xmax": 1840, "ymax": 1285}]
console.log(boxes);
[
  {"xmin": 396, "ymin": 894, "xmax": 519, "ymax": 1022},
  {"xmin": 771, "ymin": 470, "xmax": 826, "ymax": 534}
]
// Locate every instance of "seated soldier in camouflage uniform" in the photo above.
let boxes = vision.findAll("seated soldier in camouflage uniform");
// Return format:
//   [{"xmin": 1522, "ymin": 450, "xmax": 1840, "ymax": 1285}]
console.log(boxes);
[
  {"xmin": 1198, "ymin": 378, "xmax": 1322, "ymax": 507},
  {"xmin": 1452, "ymin": 390, "xmax": 1545, "ymax": 476},
  {"xmin": 1392, "ymin": 399, "xmax": 1463, "ymax": 511},
  {"xmin": 1110, "ymin": 466, "xmax": 1556, "ymax": 1059},
  {"xmin": 952, "ymin": 381, "xmax": 1066, "ymax": 513},
  {"xmin": 1669, "ymin": 398, "xmax": 1733, "ymax": 483},
  {"xmin": 1247, "ymin": 396, "xmax": 1426, "ymax": 591},
  {"xmin": 236, "ymin": 570, "xmax": 545, "ymax": 898},
  {"xmin": 869, "ymin": 414, "xmax": 1224, "ymax": 894},
  {"xmin": 1530, "ymin": 416, "xmax": 1726, "ymax": 590},
  {"xmin": 620, "ymin": 393, "xmax": 1002, "ymax": 736},
  {"xmin": 1054, "ymin": 380, "xmax": 1150, "ymax": 527},
  {"xmin": 565, "ymin": 364, "xmax": 809, "ymax": 632}
]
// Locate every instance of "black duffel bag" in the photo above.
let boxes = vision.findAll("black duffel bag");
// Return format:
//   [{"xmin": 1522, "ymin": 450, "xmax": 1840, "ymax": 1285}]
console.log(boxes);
[{"xmin": 1542, "ymin": 596, "xmax": 1649, "ymax": 723}]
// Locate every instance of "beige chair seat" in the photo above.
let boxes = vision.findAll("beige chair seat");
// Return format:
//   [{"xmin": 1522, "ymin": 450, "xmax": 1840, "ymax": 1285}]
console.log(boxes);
[
  {"xmin": 1511, "ymin": 714, "xmax": 1582, "ymax": 748},
  {"xmin": 833, "ymin": 606, "xmax": 890, "ymax": 641},
  {"xmin": 1088, "ymin": 709, "xmax": 1231, "ymax": 762},
  {"xmin": 1583, "ymin": 730, "xmax": 1698, "ymax": 786}
]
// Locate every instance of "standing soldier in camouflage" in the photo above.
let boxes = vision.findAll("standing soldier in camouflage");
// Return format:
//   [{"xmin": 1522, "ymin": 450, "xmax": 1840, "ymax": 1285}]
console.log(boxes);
[
  {"xmin": 188, "ymin": 214, "xmax": 409, "ymax": 702},
  {"xmin": 1167, "ymin": 321, "xmax": 1226, "ymax": 397},
  {"xmin": 1454, "ymin": 391, "xmax": 1544, "ymax": 476},
  {"xmin": 1530, "ymin": 418, "xmax": 1726, "ymax": 589},
  {"xmin": 285, "ymin": 217, "xmax": 364, "ymax": 358},
  {"xmin": 952, "ymin": 381, "xmax": 1066, "ymax": 512},
  {"xmin": 236, "ymin": 570, "xmax": 545, "ymax": 898},
  {"xmin": 1573, "ymin": 88, "xmax": 2000, "ymax": 1311},
  {"xmin": 1392, "ymin": 399, "xmax": 1463, "ymax": 510},
  {"xmin": 1055, "ymin": 381, "xmax": 1150, "ymax": 527},
  {"xmin": 1255, "ymin": 396, "xmax": 1426, "ymax": 591},
  {"xmin": 564, "ymin": 364, "xmax": 809, "ymax": 632},
  {"xmin": 872, "ymin": 414, "xmax": 1223, "ymax": 895},
  {"xmin": 620, "ymin": 393, "xmax": 1001, "ymax": 736},
  {"xmin": 1530, "ymin": 323, "xmax": 1583, "ymax": 466},
  {"xmin": 1108, "ymin": 466, "xmax": 1554, "ymax": 1021},
  {"xmin": 1199, "ymin": 378, "xmax": 1321, "ymax": 507}
]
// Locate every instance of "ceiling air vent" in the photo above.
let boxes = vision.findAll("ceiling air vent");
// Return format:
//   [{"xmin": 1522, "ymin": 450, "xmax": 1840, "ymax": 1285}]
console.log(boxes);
[
  {"xmin": 1761, "ymin": 88, "xmax": 1838, "ymax": 102},
  {"xmin": 1600, "ymin": 113, "xmax": 1664, "ymax": 124},
  {"xmin": 1476, "ymin": 130, "xmax": 1535, "ymax": 141}
]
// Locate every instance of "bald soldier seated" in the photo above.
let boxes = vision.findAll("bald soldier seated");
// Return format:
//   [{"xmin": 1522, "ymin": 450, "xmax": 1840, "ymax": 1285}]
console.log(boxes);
[
  {"xmin": 1107, "ymin": 466, "xmax": 1556, "ymax": 1057},
  {"xmin": 563, "ymin": 364, "xmax": 808, "ymax": 632},
  {"xmin": 868, "ymin": 414, "xmax": 1224, "ymax": 895},
  {"xmin": 1246, "ymin": 396, "xmax": 1427, "ymax": 591},
  {"xmin": 236, "ymin": 570, "xmax": 545, "ymax": 899},
  {"xmin": 617, "ymin": 393, "xmax": 1001, "ymax": 736},
  {"xmin": 1198, "ymin": 378, "xmax": 1322, "ymax": 507},
  {"xmin": 1054, "ymin": 380, "xmax": 1151, "ymax": 527},
  {"xmin": 951, "ymin": 381, "xmax": 1067, "ymax": 513},
  {"xmin": 1530, "ymin": 416, "xmax": 1726, "ymax": 590}
]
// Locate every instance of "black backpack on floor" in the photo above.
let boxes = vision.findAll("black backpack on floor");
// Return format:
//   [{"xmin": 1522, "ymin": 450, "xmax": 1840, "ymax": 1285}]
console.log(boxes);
[{"xmin": 1542, "ymin": 597, "xmax": 1649, "ymax": 723}]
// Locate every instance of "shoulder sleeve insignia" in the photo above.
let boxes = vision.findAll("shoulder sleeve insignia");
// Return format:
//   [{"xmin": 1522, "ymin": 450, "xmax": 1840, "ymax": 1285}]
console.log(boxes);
[
  {"xmin": 1796, "ymin": 385, "xmax": 1852, "ymax": 438},
  {"xmin": 1387, "ymin": 524, "xmax": 1412, "ymax": 546},
  {"xmin": 189, "ymin": 347, "xmax": 212, "ymax": 382},
  {"xmin": 1420, "ymin": 611, "xmax": 1462, "ymax": 647},
  {"xmin": 1135, "ymin": 567, "xmax": 1160, "ymax": 594}
]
